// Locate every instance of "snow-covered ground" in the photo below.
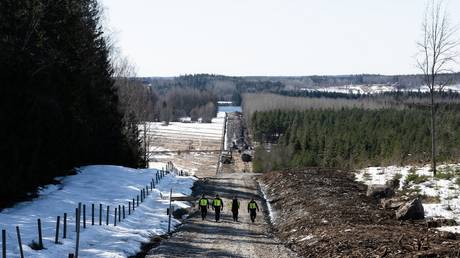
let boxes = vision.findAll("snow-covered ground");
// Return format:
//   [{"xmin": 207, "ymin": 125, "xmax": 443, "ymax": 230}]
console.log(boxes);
[
  {"xmin": 146, "ymin": 112, "xmax": 226, "ymax": 176},
  {"xmin": 356, "ymin": 164, "xmax": 460, "ymax": 233},
  {"xmin": 145, "ymin": 113, "xmax": 225, "ymax": 146},
  {"xmin": 259, "ymin": 183, "xmax": 276, "ymax": 225},
  {"xmin": 218, "ymin": 106, "xmax": 242, "ymax": 113},
  {"xmin": 300, "ymin": 84, "xmax": 460, "ymax": 95},
  {"xmin": 0, "ymin": 165, "xmax": 196, "ymax": 257},
  {"xmin": 314, "ymin": 84, "xmax": 397, "ymax": 94}
]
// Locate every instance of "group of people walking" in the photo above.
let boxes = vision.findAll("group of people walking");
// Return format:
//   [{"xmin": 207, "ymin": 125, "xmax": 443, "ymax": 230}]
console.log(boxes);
[{"xmin": 198, "ymin": 194, "xmax": 259, "ymax": 223}]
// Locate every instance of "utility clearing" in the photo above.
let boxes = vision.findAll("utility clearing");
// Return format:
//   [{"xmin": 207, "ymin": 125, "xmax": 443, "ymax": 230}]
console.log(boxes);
[
  {"xmin": 146, "ymin": 173, "xmax": 296, "ymax": 258},
  {"xmin": 260, "ymin": 168, "xmax": 460, "ymax": 257},
  {"xmin": 145, "ymin": 109, "xmax": 295, "ymax": 257},
  {"xmin": 5, "ymin": 108, "xmax": 460, "ymax": 258}
]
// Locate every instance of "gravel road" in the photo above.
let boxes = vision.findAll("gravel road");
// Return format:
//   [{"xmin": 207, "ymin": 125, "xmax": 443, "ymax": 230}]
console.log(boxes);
[{"xmin": 146, "ymin": 172, "xmax": 297, "ymax": 258}]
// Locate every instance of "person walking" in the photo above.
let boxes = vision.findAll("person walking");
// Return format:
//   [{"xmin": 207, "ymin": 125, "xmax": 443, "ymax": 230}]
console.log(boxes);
[
  {"xmin": 247, "ymin": 198, "xmax": 259, "ymax": 223},
  {"xmin": 212, "ymin": 194, "xmax": 224, "ymax": 222},
  {"xmin": 198, "ymin": 194, "xmax": 209, "ymax": 220},
  {"xmin": 231, "ymin": 196, "xmax": 240, "ymax": 222}
]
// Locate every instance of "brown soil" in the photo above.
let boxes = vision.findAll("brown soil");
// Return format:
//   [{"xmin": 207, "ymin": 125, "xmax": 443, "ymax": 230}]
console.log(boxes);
[
  {"xmin": 260, "ymin": 168, "xmax": 460, "ymax": 258},
  {"xmin": 146, "ymin": 172, "xmax": 296, "ymax": 258}
]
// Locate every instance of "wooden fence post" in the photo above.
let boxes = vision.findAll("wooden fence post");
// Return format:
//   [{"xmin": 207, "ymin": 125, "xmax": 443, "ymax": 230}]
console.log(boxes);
[
  {"xmin": 106, "ymin": 206, "xmax": 110, "ymax": 225},
  {"xmin": 83, "ymin": 204, "xmax": 86, "ymax": 229},
  {"xmin": 37, "ymin": 218, "xmax": 44, "ymax": 249},
  {"xmin": 92, "ymin": 204, "xmax": 95, "ymax": 226},
  {"xmin": 123, "ymin": 205, "xmax": 125, "ymax": 219},
  {"xmin": 2, "ymin": 229, "xmax": 6, "ymax": 258},
  {"xmin": 118, "ymin": 205, "xmax": 121, "ymax": 222},
  {"xmin": 68, "ymin": 254, "xmax": 74, "ymax": 258},
  {"xmin": 63, "ymin": 213, "xmax": 67, "ymax": 239},
  {"xmin": 168, "ymin": 188, "xmax": 172, "ymax": 233},
  {"xmin": 16, "ymin": 226, "xmax": 24, "ymax": 258},
  {"xmin": 75, "ymin": 208, "xmax": 78, "ymax": 232},
  {"xmin": 114, "ymin": 208, "xmax": 117, "ymax": 226},
  {"xmin": 132, "ymin": 198, "xmax": 135, "ymax": 211},
  {"xmin": 99, "ymin": 204, "xmax": 102, "ymax": 225},
  {"xmin": 75, "ymin": 203, "xmax": 81, "ymax": 258},
  {"xmin": 55, "ymin": 216, "xmax": 60, "ymax": 244},
  {"xmin": 128, "ymin": 201, "xmax": 131, "ymax": 215},
  {"xmin": 141, "ymin": 190, "xmax": 143, "ymax": 202},
  {"xmin": 137, "ymin": 195, "xmax": 139, "ymax": 207}
]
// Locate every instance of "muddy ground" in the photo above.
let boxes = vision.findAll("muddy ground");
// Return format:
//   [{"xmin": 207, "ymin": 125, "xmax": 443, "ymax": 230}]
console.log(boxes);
[
  {"xmin": 146, "ymin": 172, "xmax": 297, "ymax": 258},
  {"xmin": 260, "ymin": 168, "xmax": 460, "ymax": 257}
]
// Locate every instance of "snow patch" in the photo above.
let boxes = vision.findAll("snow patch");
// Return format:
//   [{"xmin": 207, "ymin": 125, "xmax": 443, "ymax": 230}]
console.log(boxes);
[
  {"xmin": 298, "ymin": 235, "xmax": 315, "ymax": 242},
  {"xmin": 0, "ymin": 165, "xmax": 196, "ymax": 257},
  {"xmin": 259, "ymin": 183, "xmax": 276, "ymax": 224},
  {"xmin": 356, "ymin": 164, "xmax": 460, "ymax": 234},
  {"xmin": 302, "ymin": 84, "xmax": 460, "ymax": 95}
]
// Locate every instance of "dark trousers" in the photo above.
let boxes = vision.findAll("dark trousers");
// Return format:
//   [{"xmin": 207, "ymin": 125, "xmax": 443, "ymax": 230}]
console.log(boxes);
[
  {"xmin": 200, "ymin": 206, "xmax": 207, "ymax": 220},
  {"xmin": 232, "ymin": 210, "xmax": 238, "ymax": 222},
  {"xmin": 249, "ymin": 209, "xmax": 257, "ymax": 222},
  {"xmin": 214, "ymin": 208, "xmax": 221, "ymax": 221}
]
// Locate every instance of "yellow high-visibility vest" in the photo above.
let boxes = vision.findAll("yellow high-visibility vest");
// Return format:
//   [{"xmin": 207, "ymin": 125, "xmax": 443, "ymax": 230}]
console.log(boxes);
[
  {"xmin": 199, "ymin": 198, "xmax": 208, "ymax": 206},
  {"xmin": 213, "ymin": 199, "xmax": 222, "ymax": 206},
  {"xmin": 249, "ymin": 202, "xmax": 257, "ymax": 209}
]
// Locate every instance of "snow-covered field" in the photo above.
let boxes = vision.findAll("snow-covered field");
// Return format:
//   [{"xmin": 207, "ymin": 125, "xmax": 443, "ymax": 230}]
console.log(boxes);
[
  {"xmin": 300, "ymin": 84, "xmax": 460, "ymax": 95},
  {"xmin": 0, "ymin": 165, "xmax": 196, "ymax": 257},
  {"xmin": 356, "ymin": 164, "xmax": 460, "ymax": 233},
  {"xmin": 146, "ymin": 112, "xmax": 225, "ymax": 150},
  {"xmin": 146, "ymin": 112, "xmax": 226, "ymax": 176}
]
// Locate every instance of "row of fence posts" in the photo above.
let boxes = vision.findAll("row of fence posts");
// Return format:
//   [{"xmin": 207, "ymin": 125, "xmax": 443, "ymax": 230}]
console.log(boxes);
[
  {"xmin": 165, "ymin": 161, "xmax": 189, "ymax": 176},
  {"xmin": 1, "ymin": 167, "xmax": 173, "ymax": 258}
]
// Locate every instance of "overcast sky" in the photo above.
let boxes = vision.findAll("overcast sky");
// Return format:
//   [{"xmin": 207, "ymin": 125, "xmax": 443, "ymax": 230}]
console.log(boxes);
[{"xmin": 100, "ymin": 0, "xmax": 460, "ymax": 77}]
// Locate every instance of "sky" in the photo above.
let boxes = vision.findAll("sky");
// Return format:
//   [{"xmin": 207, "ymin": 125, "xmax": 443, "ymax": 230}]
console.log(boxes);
[{"xmin": 100, "ymin": 0, "xmax": 460, "ymax": 77}]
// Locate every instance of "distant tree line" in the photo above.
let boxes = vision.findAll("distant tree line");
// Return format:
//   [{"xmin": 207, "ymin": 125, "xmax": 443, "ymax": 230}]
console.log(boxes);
[
  {"xmin": 0, "ymin": 0, "xmax": 145, "ymax": 209},
  {"xmin": 251, "ymin": 105, "xmax": 460, "ymax": 172},
  {"xmin": 140, "ymin": 73, "xmax": 460, "ymax": 105},
  {"xmin": 114, "ymin": 73, "xmax": 218, "ymax": 124},
  {"xmin": 242, "ymin": 91, "xmax": 460, "ymax": 127},
  {"xmin": 159, "ymin": 87, "xmax": 217, "ymax": 123}
]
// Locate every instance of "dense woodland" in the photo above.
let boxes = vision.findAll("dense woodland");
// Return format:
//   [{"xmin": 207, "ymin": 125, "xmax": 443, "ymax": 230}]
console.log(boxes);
[
  {"xmin": 247, "ymin": 93, "xmax": 460, "ymax": 172},
  {"xmin": 0, "ymin": 0, "xmax": 145, "ymax": 208},
  {"xmin": 242, "ymin": 92, "xmax": 460, "ymax": 124},
  {"xmin": 142, "ymin": 73, "xmax": 460, "ymax": 105}
]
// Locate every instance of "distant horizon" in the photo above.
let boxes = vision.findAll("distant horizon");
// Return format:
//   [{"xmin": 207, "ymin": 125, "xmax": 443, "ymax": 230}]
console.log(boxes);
[
  {"xmin": 101, "ymin": 0, "xmax": 460, "ymax": 77},
  {"xmin": 135, "ymin": 72, "xmax": 460, "ymax": 79}
]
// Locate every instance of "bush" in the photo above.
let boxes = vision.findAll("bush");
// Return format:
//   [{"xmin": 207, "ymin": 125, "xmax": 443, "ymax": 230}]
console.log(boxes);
[
  {"xmin": 405, "ymin": 173, "xmax": 430, "ymax": 185},
  {"xmin": 435, "ymin": 171, "xmax": 456, "ymax": 180},
  {"xmin": 455, "ymin": 177, "xmax": 460, "ymax": 186},
  {"xmin": 173, "ymin": 208, "xmax": 188, "ymax": 219},
  {"xmin": 29, "ymin": 241, "xmax": 44, "ymax": 250}
]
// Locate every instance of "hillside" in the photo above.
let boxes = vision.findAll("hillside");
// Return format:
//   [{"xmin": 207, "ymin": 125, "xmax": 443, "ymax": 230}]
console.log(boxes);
[{"xmin": 141, "ymin": 73, "xmax": 460, "ymax": 103}]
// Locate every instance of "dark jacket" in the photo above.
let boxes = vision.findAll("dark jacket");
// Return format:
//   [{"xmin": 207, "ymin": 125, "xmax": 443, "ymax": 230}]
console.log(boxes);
[{"xmin": 231, "ymin": 199, "xmax": 240, "ymax": 212}]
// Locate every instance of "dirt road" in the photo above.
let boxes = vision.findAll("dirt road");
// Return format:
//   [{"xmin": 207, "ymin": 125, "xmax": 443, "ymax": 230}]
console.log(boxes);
[{"xmin": 146, "ymin": 172, "xmax": 297, "ymax": 258}]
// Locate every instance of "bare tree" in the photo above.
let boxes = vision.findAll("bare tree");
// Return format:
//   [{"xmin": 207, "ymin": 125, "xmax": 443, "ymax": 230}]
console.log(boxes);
[
  {"xmin": 416, "ymin": 0, "xmax": 459, "ymax": 176},
  {"xmin": 112, "ymin": 56, "xmax": 158, "ymax": 164}
]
